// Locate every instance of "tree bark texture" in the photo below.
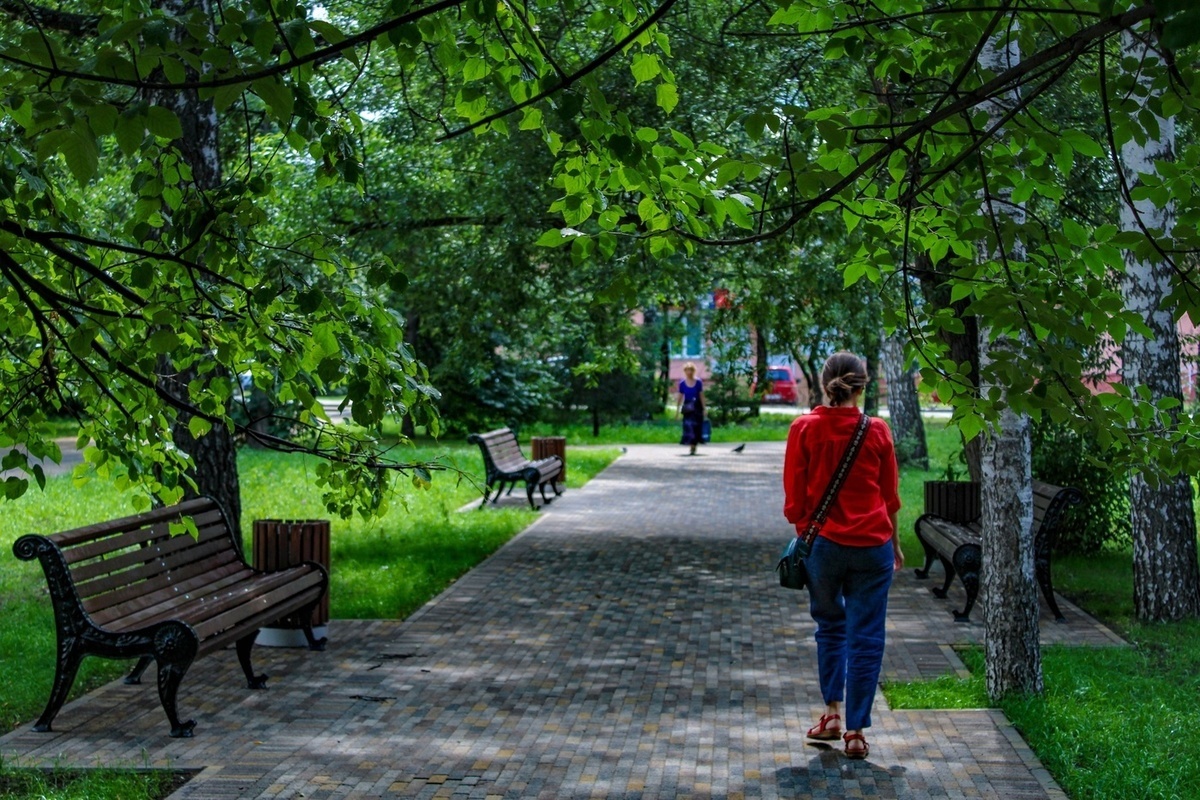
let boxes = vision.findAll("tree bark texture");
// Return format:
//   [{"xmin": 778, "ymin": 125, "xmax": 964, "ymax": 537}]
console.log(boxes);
[
  {"xmin": 1119, "ymin": 29, "xmax": 1200, "ymax": 622},
  {"xmin": 978, "ymin": 30, "xmax": 1041, "ymax": 701},
  {"xmin": 880, "ymin": 331, "xmax": 928, "ymax": 468},
  {"xmin": 979, "ymin": 354, "xmax": 1040, "ymax": 699}
]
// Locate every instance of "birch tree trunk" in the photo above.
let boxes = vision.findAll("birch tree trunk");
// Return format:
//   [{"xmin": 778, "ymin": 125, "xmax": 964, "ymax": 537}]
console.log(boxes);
[
  {"xmin": 978, "ymin": 29, "xmax": 1041, "ymax": 700},
  {"xmin": 880, "ymin": 331, "xmax": 927, "ymax": 468},
  {"xmin": 1118, "ymin": 29, "xmax": 1200, "ymax": 622},
  {"xmin": 152, "ymin": 0, "xmax": 243, "ymax": 533}
]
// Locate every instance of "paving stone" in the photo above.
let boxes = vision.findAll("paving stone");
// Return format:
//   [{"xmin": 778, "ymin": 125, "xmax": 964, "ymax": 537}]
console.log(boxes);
[{"xmin": 0, "ymin": 443, "xmax": 1104, "ymax": 798}]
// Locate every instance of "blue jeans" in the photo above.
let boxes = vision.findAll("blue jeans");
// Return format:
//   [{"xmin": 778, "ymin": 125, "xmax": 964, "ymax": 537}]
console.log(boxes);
[{"xmin": 806, "ymin": 536, "xmax": 894, "ymax": 731}]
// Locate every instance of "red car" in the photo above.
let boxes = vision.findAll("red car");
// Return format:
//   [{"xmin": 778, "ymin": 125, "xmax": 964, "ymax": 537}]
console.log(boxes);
[{"xmin": 758, "ymin": 366, "xmax": 799, "ymax": 404}]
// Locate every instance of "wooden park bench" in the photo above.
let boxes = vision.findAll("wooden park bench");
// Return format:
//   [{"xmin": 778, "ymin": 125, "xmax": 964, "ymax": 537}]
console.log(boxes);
[
  {"xmin": 467, "ymin": 428, "xmax": 563, "ymax": 510},
  {"xmin": 13, "ymin": 497, "xmax": 328, "ymax": 738},
  {"xmin": 914, "ymin": 480, "xmax": 1083, "ymax": 622}
]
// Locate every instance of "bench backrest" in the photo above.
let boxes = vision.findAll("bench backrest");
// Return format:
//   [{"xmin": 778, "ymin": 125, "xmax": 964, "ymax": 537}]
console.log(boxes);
[
  {"xmin": 14, "ymin": 497, "xmax": 244, "ymax": 630},
  {"xmin": 467, "ymin": 428, "xmax": 530, "ymax": 473},
  {"xmin": 1031, "ymin": 480, "xmax": 1083, "ymax": 535}
]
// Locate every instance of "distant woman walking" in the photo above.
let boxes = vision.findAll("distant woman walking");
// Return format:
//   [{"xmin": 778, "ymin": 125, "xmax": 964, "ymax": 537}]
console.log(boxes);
[
  {"xmin": 675, "ymin": 362, "xmax": 705, "ymax": 456},
  {"xmin": 783, "ymin": 352, "xmax": 903, "ymax": 760}
]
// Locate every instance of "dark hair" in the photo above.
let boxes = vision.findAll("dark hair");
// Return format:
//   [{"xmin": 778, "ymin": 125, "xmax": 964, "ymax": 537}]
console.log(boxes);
[{"xmin": 822, "ymin": 352, "xmax": 868, "ymax": 406}]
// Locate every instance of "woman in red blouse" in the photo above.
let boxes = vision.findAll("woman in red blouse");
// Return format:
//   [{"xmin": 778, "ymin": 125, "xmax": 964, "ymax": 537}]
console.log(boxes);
[{"xmin": 783, "ymin": 352, "xmax": 903, "ymax": 760}]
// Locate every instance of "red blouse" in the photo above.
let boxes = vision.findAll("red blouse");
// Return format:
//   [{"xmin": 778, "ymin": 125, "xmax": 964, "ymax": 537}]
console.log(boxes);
[{"xmin": 783, "ymin": 406, "xmax": 901, "ymax": 547}]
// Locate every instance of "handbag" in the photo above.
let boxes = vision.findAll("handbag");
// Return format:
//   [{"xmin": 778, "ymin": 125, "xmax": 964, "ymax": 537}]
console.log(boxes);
[
  {"xmin": 701, "ymin": 419, "xmax": 712, "ymax": 444},
  {"xmin": 776, "ymin": 412, "xmax": 872, "ymax": 590}
]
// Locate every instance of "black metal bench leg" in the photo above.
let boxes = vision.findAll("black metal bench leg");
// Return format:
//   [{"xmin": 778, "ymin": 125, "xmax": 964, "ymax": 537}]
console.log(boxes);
[
  {"xmin": 931, "ymin": 556, "xmax": 956, "ymax": 599},
  {"xmin": 914, "ymin": 540, "xmax": 938, "ymax": 579},
  {"xmin": 153, "ymin": 622, "xmax": 199, "ymax": 738},
  {"xmin": 956, "ymin": 571, "xmax": 980, "ymax": 622},
  {"xmin": 552, "ymin": 479, "xmax": 562, "ymax": 496},
  {"xmin": 297, "ymin": 598, "xmax": 328, "ymax": 651},
  {"xmin": 235, "ymin": 631, "xmax": 269, "ymax": 689},
  {"xmin": 1036, "ymin": 554, "xmax": 1066, "ymax": 622},
  {"xmin": 952, "ymin": 544, "xmax": 982, "ymax": 622},
  {"xmin": 124, "ymin": 656, "xmax": 153, "ymax": 685},
  {"xmin": 479, "ymin": 483, "xmax": 492, "ymax": 509},
  {"xmin": 525, "ymin": 481, "xmax": 538, "ymax": 510},
  {"xmin": 33, "ymin": 643, "xmax": 85, "ymax": 732},
  {"xmin": 539, "ymin": 483, "xmax": 553, "ymax": 505}
]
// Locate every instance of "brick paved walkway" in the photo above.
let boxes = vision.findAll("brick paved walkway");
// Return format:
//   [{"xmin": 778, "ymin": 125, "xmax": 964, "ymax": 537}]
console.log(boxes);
[{"xmin": 1, "ymin": 443, "xmax": 1123, "ymax": 799}]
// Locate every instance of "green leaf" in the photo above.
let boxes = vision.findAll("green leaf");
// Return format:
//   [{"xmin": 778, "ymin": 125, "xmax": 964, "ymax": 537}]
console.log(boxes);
[
  {"xmin": 631, "ymin": 53, "xmax": 661, "ymax": 85},
  {"xmin": 309, "ymin": 19, "xmax": 346, "ymax": 44},
  {"xmin": 1062, "ymin": 217, "xmax": 1090, "ymax": 248},
  {"xmin": 115, "ymin": 113, "xmax": 145, "ymax": 154},
  {"xmin": 716, "ymin": 160, "xmax": 741, "ymax": 187},
  {"xmin": 149, "ymin": 330, "xmax": 180, "ymax": 353},
  {"xmin": 1060, "ymin": 129, "xmax": 1106, "ymax": 160},
  {"xmin": 519, "ymin": 107, "xmax": 543, "ymax": 131},
  {"xmin": 188, "ymin": 416, "xmax": 212, "ymax": 439},
  {"xmin": 61, "ymin": 128, "xmax": 99, "ymax": 184},
  {"xmin": 146, "ymin": 106, "xmax": 183, "ymax": 140},
  {"xmin": 536, "ymin": 229, "xmax": 568, "ymax": 248},
  {"xmin": 656, "ymin": 82, "xmax": 679, "ymax": 114},
  {"xmin": 253, "ymin": 77, "xmax": 295, "ymax": 122}
]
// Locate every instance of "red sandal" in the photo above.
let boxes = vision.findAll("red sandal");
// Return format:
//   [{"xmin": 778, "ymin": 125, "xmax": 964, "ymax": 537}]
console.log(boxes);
[
  {"xmin": 806, "ymin": 713, "xmax": 842, "ymax": 740},
  {"xmin": 843, "ymin": 731, "xmax": 869, "ymax": 759}
]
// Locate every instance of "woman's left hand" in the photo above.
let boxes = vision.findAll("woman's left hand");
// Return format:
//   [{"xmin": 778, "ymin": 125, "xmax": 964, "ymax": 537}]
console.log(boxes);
[{"xmin": 893, "ymin": 546, "xmax": 905, "ymax": 572}]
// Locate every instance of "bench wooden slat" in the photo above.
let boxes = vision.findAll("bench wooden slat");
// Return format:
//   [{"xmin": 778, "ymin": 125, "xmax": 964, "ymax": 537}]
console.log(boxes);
[
  {"xmin": 89, "ymin": 561, "xmax": 252, "ymax": 627},
  {"xmin": 110, "ymin": 568, "xmax": 317, "ymax": 633},
  {"xmin": 61, "ymin": 508, "xmax": 228, "ymax": 565},
  {"xmin": 195, "ymin": 582, "xmax": 325, "ymax": 656},
  {"xmin": 71, "ymin": 531, "xmax": 230, "ymax": 589},
  {"xmin": 47, "ymin": 498, "xmax": 219, "ymax": 548},
  {"xmin": 192, "ymin": 569, "xmax": 326, "ymax": 640},
  {"xmin": 82, "ymin": 550, "xmax": 244, "ymax": 616}
]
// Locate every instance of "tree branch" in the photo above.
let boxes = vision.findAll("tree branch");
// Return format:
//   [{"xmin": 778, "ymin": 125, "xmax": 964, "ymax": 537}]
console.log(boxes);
[{"xmin": 680, "ymin": 5, "xmax": 1155, "ymax": 246}]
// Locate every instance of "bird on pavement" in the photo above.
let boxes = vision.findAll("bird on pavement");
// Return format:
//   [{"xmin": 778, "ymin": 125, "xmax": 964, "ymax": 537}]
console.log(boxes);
[{"xmin": 732, "ymin": 443, "xmax": 746, "ymax": 453}]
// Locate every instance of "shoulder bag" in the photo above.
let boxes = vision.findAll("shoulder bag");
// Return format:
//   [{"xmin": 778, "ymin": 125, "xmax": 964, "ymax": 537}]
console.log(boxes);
[{"xmin": 776, "ymin": 412, "xmax": 871, "ymax": 590}]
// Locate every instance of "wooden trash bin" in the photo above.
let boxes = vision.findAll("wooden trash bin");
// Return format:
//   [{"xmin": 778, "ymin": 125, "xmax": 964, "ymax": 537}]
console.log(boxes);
[
  {"xmin": 531, "ymin": 436, "xmax": 567, "ymax": 483},
  {"xmin": 923, "ymin": 481, "xmax": 980, "ymax": 523},
  {"xmin": 252, "ymin": 519, "xmax": 330, "ymax": 646}
]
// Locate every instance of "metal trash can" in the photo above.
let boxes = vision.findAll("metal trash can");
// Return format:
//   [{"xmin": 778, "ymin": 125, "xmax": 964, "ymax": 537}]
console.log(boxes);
[
  {"xmin": 252, "ymin": 519, "xmax": 330, "ymax": 647},
  {"xmin": 531, "ymin": 436, "xmax": 567, "ymax": 483}
]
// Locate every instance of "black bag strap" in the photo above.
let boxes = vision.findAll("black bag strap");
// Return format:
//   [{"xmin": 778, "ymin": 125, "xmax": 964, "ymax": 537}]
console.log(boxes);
[{"xmin": 799, "ymin": 412, "xmax": 871, "ymax": 548}]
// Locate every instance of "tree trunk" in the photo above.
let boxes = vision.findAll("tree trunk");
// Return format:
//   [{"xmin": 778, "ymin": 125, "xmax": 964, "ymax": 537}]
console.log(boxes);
[
  {"xmin": 979, "ymin": 331, "xmax": 1040, "ymax": 699},
  {"xmin": 1119, "ymin": 28, "xmax": 1200, "ymax": 622},
  {"xmin": 862, "ymin": 341, "xmax": 881, "ymax": 417},
  {"xmin": 880, "ymin": 331, "xmax": 928, "ymax": 468},
  {"xmin": 152, "ymin": 0, "xmax": 242, "ymax": 532},
  {"xmin": 796, "ymin": 353, "xmax": 824, "ymax": 409},
  {"xmin": 978, "ymin": 30, "xmax": 1040, "ymax": 701},
  {"xmin": 659, "ymin": 302, "xmax": 672, "ymax": 408},
  {"xmin": 754, "ymin": 324, "xmax": 769, "ymax": 397},
  {"xmin": 401, "ymin": 310, "xmax": 421, "ymax": 438}
]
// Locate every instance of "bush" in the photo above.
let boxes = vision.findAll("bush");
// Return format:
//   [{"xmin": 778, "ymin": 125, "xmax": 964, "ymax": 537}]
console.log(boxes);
[{"xmin": 1031, "ymin": 419, "xmax": 1130, "ymax": 555}]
